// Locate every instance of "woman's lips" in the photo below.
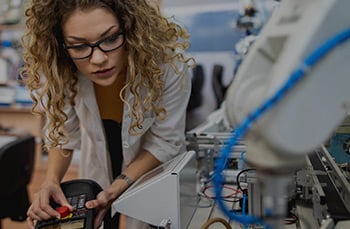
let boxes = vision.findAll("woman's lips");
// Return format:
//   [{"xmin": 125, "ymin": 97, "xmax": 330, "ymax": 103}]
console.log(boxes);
[{"xmin": 93, "ymin": 67, "xmax": 114, "ymax": 78}]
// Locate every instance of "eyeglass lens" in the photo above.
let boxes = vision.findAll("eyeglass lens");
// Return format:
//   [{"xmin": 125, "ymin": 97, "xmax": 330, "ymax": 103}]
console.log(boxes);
[{"xmin": 65, "ymin": 32, "xmax": 125, "ymax": 59}]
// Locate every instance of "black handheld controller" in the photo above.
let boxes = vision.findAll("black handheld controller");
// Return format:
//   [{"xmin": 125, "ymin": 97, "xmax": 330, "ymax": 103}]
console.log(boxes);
[{"xmin": 35, "ymin": 179, "xmax": 103, "ymax": 229}]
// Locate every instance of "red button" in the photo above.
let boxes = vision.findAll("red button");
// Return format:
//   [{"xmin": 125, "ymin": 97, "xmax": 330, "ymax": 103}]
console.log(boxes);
[{"xmin": 56, "ymin": 206, "xmax": 70, "ymax": 218}]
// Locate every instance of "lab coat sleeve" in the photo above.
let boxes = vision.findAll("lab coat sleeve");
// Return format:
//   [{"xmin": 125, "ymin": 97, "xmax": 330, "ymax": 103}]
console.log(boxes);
[{"xmin": 142, "ymin": 61, "xmax": 191, "ymax": 162}]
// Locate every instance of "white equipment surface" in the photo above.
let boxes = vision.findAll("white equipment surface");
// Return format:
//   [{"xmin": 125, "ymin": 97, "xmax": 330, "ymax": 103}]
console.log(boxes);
[{"xmin": 112, "ymin": 151, "xmax": 197, "ymax": 229}]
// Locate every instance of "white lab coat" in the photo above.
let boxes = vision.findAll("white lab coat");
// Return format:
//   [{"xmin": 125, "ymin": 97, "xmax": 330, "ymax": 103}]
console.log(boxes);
[{"xmin": 56, "ymin": 61, "xmax": 191, "ymax": 228}]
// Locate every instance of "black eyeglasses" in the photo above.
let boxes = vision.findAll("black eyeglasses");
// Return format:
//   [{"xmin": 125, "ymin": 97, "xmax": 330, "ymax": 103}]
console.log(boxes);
[{"xmin": 63, "ymin": 31, "xmax": 125, "ymax": 60}]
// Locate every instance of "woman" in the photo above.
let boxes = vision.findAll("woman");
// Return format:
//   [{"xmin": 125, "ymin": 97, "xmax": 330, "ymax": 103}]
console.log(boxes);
[{"xmin": 22, "ymin": 0, "xmax": 192, "ymax": 228}]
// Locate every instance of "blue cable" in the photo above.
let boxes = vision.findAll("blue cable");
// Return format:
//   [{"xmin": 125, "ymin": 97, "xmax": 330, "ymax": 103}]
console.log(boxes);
[
  {"xmin": 242, "ymin": 192, "xmax": 247, "ymax": 216},
  {"xmin": 240, "ymin": 151, "xmax": 246, "ymax": 163},
  {"xmin": 213, "ymin": 27, "xmax": 350, "ymax": 226},
  {"xmin": 242, "ymin": 196, "xmax": 248, "ymax": 229}
]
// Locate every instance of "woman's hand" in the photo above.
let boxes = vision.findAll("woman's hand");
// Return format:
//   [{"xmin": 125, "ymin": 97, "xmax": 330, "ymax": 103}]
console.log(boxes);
[
  {"xmin": 85, "ymin": 190, "xmax": 115, "ymax": 229},
  {"xmin": 26, "ymin": 181, "xmax": 74, "ymax": 229},
  {"xmin": 85, "ymin": 151, "xmax": 161, "ymax": 228}
]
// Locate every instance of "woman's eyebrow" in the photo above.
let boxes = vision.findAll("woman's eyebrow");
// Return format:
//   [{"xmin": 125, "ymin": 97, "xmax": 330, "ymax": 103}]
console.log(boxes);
[{"xmin": 65, "ymin": 25, "xmax": 119, "ymax": 41}]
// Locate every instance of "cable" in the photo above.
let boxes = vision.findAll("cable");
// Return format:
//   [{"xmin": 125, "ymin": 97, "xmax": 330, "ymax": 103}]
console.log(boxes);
[
  {"xmin": 201, "ymin": 217, "xmax": 232, "ymax": 229},
  {"xmin": 240, "ymin": 151, "xmax": 246, "ymax": 164},
  {"xmin": 284, "ymin": 211, "xmax": 299, "ymax": 225},
  {"xmin": 202, "ymin": 185, "xmax": 240, "ymax": 199},
  {"xmin": 213, "ymin": 27, "xmax": 350, "ymax": 226},
  {"xmin": 241, "ymin": 194, "xmax": 249, "ymax": 229},
  {"xmin": 242, "ymin": 192, "xmax": 247, "ymax": 216},
  {"xmin": 236, "ymin": 168, "xmax": 256, "ymax": 192}
]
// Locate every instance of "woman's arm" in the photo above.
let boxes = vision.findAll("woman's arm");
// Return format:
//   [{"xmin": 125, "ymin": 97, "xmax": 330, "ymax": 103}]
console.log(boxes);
[
  {"xmin": 107, "ymin": 149, "xmax": 160, "ymax": 199},
  {"xmin": 45, "ymin": 148, "xmax": 74, "ymax": 184},
  {"xmin": 85, "ymin": 149, "xmax": 160, "ymax": 228}
]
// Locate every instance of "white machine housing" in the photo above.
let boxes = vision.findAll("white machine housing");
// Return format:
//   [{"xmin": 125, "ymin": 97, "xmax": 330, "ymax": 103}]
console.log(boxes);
[
  {"xmin": 225, "ymin": 0, "xmax": 350, "ymax": 170},
  {"xmin": 112, "ymin": 151, "xmax": 197, "ymax": 229}
]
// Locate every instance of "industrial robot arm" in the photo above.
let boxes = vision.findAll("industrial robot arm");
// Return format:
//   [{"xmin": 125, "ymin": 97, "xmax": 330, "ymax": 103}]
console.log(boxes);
[
  {"xmin": 218, "ymin": 0, "xmax": 350, "ymax": 227},
  {"xmin": 225, "ymin": 0, "xmax": 350, "ymax": 166}
]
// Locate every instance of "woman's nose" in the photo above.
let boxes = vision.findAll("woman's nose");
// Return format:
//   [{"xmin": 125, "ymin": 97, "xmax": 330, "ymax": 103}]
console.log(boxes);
[{"xmin": 89, "ymin": 47, "xmax": 108, "ymax": 64}]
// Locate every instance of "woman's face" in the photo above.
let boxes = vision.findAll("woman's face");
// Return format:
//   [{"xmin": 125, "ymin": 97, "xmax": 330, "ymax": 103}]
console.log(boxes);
[{"xmin": 62, "ymin": 7, "xmax": 127, "ymax": 86}]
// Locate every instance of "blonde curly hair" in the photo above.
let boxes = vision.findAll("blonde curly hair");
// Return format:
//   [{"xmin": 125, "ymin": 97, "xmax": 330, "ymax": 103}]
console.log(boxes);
[{"xmin": 21, "ymin": 0, "xmax": 192, "ymax": 149}]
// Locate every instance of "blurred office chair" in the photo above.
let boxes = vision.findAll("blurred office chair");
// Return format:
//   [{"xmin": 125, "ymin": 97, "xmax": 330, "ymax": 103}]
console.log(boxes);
[
  {"xmin": 212, "ymin": 64, "xmax": 226, "ymax": 109},
  {"xmin": 0, "ymin": 135, "xmax": 35, "ymax": 226},
  {"xmin": 187, "ymin": 64, "xmax": 205, "ymax": 111}
]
